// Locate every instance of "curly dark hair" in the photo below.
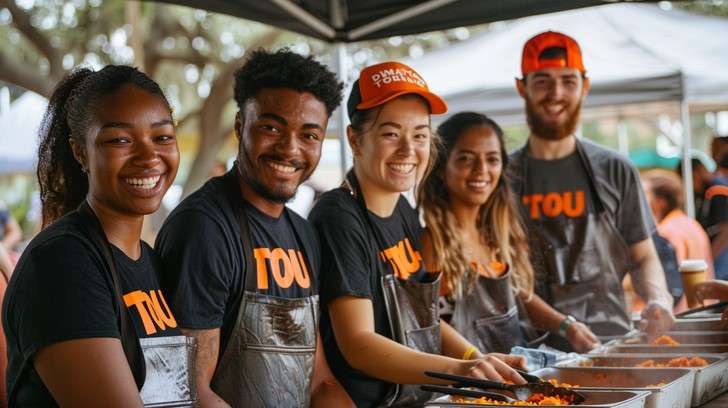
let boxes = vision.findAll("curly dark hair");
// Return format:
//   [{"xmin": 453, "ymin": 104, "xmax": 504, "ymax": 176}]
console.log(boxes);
[
  {"xmin": 37, "ymin": 65, "xmax": 171, "ymax": 227},
  {"xmin": 234, "ymin": 48, "xmax": 343, "ymax": 116}
]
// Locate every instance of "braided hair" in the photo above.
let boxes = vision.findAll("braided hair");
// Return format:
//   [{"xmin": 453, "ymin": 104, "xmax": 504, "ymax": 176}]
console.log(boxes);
[{"xmin": 37, "ymin": 65, "xmax": 171, "ymax": 227}]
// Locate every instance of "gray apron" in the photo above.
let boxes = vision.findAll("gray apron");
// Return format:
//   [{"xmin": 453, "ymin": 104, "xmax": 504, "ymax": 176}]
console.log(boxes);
[
  {"xmin": 345, "ymin": 172, "xmax": 441, "ymax": 408},
  {"xmin": 516, "ymin": 141, "xmax": 632, "ymax": 348},
  {"xmin": 448, "ymin": 269, "xmax": 526, "ymax": 354},
  {"xmin": 210, "ymin": 179, "xmax": 318, "ymax": 408}
]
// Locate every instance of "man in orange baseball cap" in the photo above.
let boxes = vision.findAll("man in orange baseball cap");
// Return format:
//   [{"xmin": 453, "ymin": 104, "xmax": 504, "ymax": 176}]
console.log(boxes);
[{"xmin": 508, "ymin": 31, "xmax": 674, "ymax": 351}]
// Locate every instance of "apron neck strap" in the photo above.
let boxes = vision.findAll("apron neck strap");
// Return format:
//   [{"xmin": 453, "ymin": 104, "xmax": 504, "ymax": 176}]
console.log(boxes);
[{"xmin": 77, "ymin": 201, "xmax": 146, "ymax": 390}]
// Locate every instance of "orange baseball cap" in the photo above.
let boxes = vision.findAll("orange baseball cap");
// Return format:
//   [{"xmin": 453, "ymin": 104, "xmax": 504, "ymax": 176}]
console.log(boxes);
[
  {"xmin": 347, "ymin": 61, "xmax": 447, "ymax": 119},
  {"xmin": 521, "ymin": 31, "xmax": 586, "ymax": 76}
]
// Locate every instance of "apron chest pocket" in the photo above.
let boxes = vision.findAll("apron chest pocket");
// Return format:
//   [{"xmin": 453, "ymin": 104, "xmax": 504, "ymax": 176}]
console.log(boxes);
[{"xmin": 140, "ymin": 335, "xmax": 197, "ymax": 407}]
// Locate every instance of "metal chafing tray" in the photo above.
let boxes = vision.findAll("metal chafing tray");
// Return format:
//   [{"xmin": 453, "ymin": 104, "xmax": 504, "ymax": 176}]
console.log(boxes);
[
  {"xmin": 424, "ymin": 390, "xmax": 649, "ymax": 408},
  {"xmin": 677, "ymin": 312, "xmax": 724, "ymax": 319},
  {"xmin": 603, "ymin": 344, "xmax": 728, "ymax": 354},
  {"xmin": 671, "ymin": 318, "xmax": 728, "ymax": 332},
  {"xmin": 556, "ymin": 354, "xmax": 728, "ymax": 407},
  {"xmin": 531, "ymin": 367, "xmax": 693, "ymax": 408},
  {"xmin": 619, "ymin": 331, "xmax": 728, "ymax": 345}
]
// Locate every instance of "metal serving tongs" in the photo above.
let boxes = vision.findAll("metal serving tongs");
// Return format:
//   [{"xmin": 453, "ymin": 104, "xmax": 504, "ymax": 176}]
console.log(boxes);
[{"xmin": 424, "ymin": 371, "xmax": 586, "ymax": 403}]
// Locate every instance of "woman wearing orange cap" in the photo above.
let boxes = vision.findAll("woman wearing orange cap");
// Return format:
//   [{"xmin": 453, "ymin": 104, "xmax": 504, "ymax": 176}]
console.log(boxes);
[{"xmin": 309, "ymin": 62, "xmax": 526, "ymax": 407}]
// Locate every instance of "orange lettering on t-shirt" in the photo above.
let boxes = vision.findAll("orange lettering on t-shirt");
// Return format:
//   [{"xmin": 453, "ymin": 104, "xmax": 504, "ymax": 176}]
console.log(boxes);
[
  {"xmin": 123, "ymin": 290, "xmax": 178, "ymax": 335},
  {"xmin": 291, "ymin": 249, "xmax": 311, "ymax": 289},
  {"xmin": 148, "ymin": 289, "xmax": 178, "ymax": 329},
  {"xmin": 381, "ymin": 238, "xmax": 423, "ymax": 280},
  {"xmin": 521, "ymin": 190, "xmax": 586, "ymax": 219},
  {"xmin": 253, "ymin": 248, "xmax": 272, "ymax": 289},
  {"xmin": 563, "ymin": 190, "xmax": 585, "ymax": 217},
  {"xmin": 269, "ymin": 247, "xmax": 294, "ymax": 288},
  {"xmin": 542, "ymin": 192, "xmax": 563, "ymax": 218},
  {"xmin": 253, "ymin": 247, "xmax": 312, "ymax": 290}
]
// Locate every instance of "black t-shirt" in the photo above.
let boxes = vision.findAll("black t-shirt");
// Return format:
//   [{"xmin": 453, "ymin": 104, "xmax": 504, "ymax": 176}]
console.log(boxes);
[
  {"xmin": 155, "ymin": 170, "xmax": 319, "ymax": 355},
  {"xmin": 2, "ymin": 214, "xmax": 178, "ymax": 406},
  {"xmin": 309, "ymin": 188, "xmax": 429, "ymax": 408}
]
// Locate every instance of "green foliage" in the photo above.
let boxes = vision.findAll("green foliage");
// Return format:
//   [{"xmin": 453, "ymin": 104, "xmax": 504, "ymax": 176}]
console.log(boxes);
[{"xmin": 677, "ymin": 0, "xmax": 728, "ymax": 17}]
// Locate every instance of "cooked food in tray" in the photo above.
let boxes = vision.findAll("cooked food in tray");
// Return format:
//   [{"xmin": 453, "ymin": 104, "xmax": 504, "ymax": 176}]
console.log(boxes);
[
  {"xmin": 650, "ymin": 335, "xmax": 679, "ymax": 346},
  {"xmin": 579, "ymin": 355, "xmax": 708, "ymax": 368},
  {"xmin": 451, "ymin": 394, "xmax": 576, "ymax": 406},
  {"xmin": 634, "ymin": 356, "xmax": 708, "ymax": 368}
]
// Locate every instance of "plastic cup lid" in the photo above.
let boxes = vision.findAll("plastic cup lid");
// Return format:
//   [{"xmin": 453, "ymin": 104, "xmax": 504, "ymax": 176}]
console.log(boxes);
[{"xmin": 679, "ymin": 259, "xmax": 708, "ymax": 272}]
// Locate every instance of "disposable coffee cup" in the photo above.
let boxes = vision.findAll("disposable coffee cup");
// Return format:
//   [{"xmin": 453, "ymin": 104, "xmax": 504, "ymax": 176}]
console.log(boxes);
[{"xmin": 679, "ymin": 259, "xmax": 708, "ymax": 309}]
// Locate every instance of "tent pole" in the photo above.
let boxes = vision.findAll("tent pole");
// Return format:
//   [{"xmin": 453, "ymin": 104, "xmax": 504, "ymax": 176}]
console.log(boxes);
[
  {"xmin": 617, "ymin": 118, "xmax": 629, "ymax": 157},
  {"xmin": 332, "ymin": 42, "xmax": 351, "ymax": 178},
  {"xmin": 681, "ymin": 100, "xmax": 695, "ymax": 219}
]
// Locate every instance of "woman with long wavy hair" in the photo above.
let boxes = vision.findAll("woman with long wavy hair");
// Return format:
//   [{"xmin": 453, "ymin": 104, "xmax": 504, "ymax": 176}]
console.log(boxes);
[{"xmin": 419, "ymin": 112, "xmax": 599, "ymax": 354}]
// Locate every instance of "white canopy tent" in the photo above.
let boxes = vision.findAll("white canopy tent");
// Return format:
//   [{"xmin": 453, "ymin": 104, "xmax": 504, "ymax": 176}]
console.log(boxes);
[
  {"xmin": 406, "ymin": 3, "xmax": 728, "ymax": 217},
  {"xmin": 408, "ymin": 3, "xmax": 728, "ymax": 123}
]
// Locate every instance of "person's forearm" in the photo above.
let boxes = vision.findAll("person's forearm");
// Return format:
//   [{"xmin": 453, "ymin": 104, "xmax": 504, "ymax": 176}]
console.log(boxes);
[
  {"xmin": 180, "ymin": 328, "xmax": 230, "ymax": 408},
  {"xmin": 522, "ymin": 294, "xmax": 565, "ymax": 333},
  {"xmin": 340, "ymin": 330, "xmax": 462, "ymax": 385},
  {"xmin": 440, "ymin": 320, "xmax": 482, "ymax": 360}
]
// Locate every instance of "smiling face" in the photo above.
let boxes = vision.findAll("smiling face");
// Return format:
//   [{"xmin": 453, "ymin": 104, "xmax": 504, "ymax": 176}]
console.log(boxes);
[
  {"xmin": 518, "ymin": 67, "xmax": 589, "ymax": 140},
  {"xmin": 236, "ymin": 88, "xmax": 328, "ymax": 204},
  {"xmin": 444, "ymin": 125, "xmax": 503, "ymax": 208},
  {"xmin": 350, "ymin": 96, "xmax": 432, "ymax": 195},
  {"xmin": 76, "ymin": 84, "xmax": 179, "ymax": 217}
]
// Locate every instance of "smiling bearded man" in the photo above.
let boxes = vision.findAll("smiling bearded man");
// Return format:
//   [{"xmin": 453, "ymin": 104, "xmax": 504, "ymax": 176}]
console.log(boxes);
[{"xmin": 507, "ymin": 31, "xmax": 675, "ymax": 351}]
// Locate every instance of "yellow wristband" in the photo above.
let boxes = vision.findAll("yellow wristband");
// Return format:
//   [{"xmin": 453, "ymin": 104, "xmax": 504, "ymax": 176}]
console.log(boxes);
[{"xmin": 462, "ymin": 346, "xmax": 478, "ymax": 360}]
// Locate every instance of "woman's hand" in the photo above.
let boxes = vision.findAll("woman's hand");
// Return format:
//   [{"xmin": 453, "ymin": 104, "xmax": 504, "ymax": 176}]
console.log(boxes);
[
  {"xmin": 566, "ymin": 321, "xmax": 600, "ymax": 353},
  {"xmin": 451, "ymin": 354, "xmax": 526, "ymax": 384}
]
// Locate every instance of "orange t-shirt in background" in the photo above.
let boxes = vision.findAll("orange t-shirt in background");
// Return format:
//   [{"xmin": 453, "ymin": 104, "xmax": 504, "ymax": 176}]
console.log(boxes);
[{"xmin": 658, "ymin": 209, "xmax": 714, "ymax": 313}]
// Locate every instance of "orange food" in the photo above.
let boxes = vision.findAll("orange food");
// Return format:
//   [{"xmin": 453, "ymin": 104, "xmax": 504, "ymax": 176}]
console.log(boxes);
[
  {"xmin": 546, "ymin": 379, "xmax": 578, "ymax": 388},
  {"xmin": 645, "ymin": 382, "xmax": 667, "ymax": 387},
  {"xmin": 635, "ymin": 357, "xmax": 708, "ymax": 368},
  {"xmin": 451, "ymin": 393, "xmax": 575, "ymax": 406},
  {"xmin": 651, "ymin": 335, "xmax": 680, "ymax": 346}
]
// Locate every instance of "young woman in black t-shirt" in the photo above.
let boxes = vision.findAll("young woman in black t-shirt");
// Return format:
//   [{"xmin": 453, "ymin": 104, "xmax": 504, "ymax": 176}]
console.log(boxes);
[
  {"xmin": 2, "ymin": 66, "xmax": 181, "ymax": 406},
  {"xmin": 418, "ymin": 112, "xmax": 600, "ymax": 355},
  {"xmin": 309, "ymin": 63, "xmax": 526, "ymax": 407}
]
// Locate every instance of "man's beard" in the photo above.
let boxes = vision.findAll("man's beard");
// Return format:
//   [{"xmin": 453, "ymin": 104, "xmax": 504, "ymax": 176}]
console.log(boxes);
[
  {"xmin": 237, "ymin": 146, "xmax": 309, "ymax": 204},
  {"xmin": 525, "ymin": 95, "xmax": 582, "ymax": 141}
]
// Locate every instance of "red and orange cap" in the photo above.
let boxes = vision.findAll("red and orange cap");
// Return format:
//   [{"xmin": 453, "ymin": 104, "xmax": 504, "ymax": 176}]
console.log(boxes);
[
  {"xmin": 347, "ymin": 61, "xmax": 447, "ymax": 119},
  {"xmin": 521, "ymin": 31, "xmax": 585, "ymax": 76}
]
